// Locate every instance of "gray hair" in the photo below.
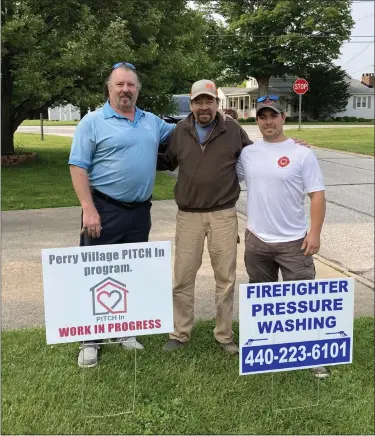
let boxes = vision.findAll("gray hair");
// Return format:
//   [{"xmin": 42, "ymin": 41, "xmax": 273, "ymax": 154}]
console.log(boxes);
[{"xmin": 104, "ymin": 66, "xmax": 141, "ymax": 99}]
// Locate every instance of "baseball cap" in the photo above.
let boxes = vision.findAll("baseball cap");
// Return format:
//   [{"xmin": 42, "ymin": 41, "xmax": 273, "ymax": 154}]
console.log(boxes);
[
  {"xmin": 190, "ymin": 80, "xmax": 218, "ymax": 100},
  {"xmin": 256, "ymin": 97, "xmax": 284, "ymax": 115}
]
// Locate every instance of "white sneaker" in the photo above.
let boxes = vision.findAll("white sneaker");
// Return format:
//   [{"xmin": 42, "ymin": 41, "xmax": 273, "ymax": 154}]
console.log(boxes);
[
  {"xmin": 118, "ymin": 336, "xmax": 144, "ymax": 350},
  {"xmin": 78, "ymin": 343, "xmax": 99, "ymax": 367}
]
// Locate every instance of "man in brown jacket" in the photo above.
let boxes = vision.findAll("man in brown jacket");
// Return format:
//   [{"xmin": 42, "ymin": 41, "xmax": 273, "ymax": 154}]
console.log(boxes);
[{"xmin": 158, "ymin": 79, "xmax": 251, "ymax": 354}]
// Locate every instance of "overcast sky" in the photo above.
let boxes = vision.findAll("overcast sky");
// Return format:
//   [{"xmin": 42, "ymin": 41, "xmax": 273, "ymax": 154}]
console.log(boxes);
[{"xmin": 334, "ymin": 0, "xmax": 375, "ymax": 80}]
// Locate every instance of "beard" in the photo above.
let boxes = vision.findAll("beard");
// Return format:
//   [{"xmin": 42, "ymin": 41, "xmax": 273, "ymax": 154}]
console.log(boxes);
[
  {"xmin": 115, "ymin": 91, "xmax": 135, "ymax": 111},
  {"xmin": 196, "ymin": 110, "xmax": 213, "ymax": 126}
]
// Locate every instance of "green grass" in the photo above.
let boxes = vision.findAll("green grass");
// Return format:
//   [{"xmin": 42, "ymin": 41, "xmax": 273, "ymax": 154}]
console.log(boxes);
[
  {"xmin": 240, "ymin": 121, "xmax": 374, "ymax": 125},
  {"xmin": 21, "ymin": 119, "xmax": 79, "ymax": 126},
  {"xmin": 1, "ymin": 318, "xmax": 374, "ymax": 434},
  {"xmin": 285, "ymin": 128, "xmax": 375, "ymax": 156},
  {"xmin": 2, "ymin": 134, "xmax": 176, "ymax": 211}
]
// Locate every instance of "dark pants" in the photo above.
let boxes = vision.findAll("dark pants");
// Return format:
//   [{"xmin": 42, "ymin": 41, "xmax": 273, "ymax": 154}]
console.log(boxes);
[
  {"xmin": 80, "ymin": 193, "xmax": 152, "ymax": 247},
  {"xmin": 244, "ymin": 229, "xmax": 315, "ymax": 283},
  {"xmin": 80, "ymin": 192, "xmax": 152, "ymax": 345}
]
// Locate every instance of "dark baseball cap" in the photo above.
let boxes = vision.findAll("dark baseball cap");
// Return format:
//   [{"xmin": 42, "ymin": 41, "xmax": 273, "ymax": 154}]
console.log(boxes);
[{"xmin": 256, "ymin": 97, "xmax": 284, "ymax": 115}]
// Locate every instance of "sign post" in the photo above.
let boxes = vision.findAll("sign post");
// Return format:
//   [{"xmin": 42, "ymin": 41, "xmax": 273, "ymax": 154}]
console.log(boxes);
[
  {"xmin": 293, "ymin": 78, "xmax": 309, "ymax": 131},
  {"xmin": 239, "ymin": 278, "xmax": 354, "ymax": 376}
]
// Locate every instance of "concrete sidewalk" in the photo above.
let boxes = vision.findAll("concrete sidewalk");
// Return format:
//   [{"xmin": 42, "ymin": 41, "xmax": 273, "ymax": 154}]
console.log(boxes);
[{"xmin": 2, "ymin": 200, "xmax": 374, "ymax": 330}]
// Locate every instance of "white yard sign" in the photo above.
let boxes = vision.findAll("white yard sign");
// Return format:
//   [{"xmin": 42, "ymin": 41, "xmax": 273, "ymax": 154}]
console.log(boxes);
[
  {"xmin": 239, "ymin": 278, "xmax": 355, "ymax": 375},
  {"xmin": 42, "ymin": 241, "xmax": 173, "ymax": 344}
]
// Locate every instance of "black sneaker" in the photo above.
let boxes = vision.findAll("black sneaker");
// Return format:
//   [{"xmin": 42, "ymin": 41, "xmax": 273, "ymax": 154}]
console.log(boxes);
[{"xmin": 163, "ymin": 339, "xmax": 186, "ymax": 352}]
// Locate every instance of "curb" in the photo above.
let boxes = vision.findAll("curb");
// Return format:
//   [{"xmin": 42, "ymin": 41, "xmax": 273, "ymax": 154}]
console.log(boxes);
[{"xmin": 236, "ymin": 210, "xmax": 374, "ymax": 290}]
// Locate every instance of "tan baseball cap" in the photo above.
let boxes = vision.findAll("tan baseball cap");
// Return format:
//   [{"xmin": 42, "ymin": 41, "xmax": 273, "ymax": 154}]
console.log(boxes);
[{"xmin": 190, "ymin": 80, "xmax": 218, "ymax": 100}]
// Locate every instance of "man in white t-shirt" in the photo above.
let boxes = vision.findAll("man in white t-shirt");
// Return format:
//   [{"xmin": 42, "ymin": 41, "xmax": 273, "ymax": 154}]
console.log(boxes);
[{"xmin": 236, "ymin": 95, "xmax": 329, "ymax": 378}]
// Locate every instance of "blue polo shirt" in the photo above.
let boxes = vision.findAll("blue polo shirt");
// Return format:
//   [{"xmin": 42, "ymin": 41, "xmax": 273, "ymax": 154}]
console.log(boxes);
[{"xmin": 69, "ymin": 101, "xmax": 175, "ymax": 202}]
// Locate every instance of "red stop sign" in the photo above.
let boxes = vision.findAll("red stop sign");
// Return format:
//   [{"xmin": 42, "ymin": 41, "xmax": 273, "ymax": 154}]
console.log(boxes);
[{"xmin": 293, "ymin": 78, "xmax": 309, "ymax": 95}]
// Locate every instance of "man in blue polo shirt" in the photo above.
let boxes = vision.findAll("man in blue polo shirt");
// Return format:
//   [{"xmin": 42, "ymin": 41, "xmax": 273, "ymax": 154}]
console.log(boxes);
[{"xmin": 69, "ymin": 62, "xmax": 174, "ymax": 367}]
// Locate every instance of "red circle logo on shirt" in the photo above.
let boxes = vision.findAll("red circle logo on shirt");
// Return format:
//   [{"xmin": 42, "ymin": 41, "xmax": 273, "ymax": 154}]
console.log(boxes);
[{"xmin": 278, "ymin": 156, "xmax": 290, "ymax": 167}]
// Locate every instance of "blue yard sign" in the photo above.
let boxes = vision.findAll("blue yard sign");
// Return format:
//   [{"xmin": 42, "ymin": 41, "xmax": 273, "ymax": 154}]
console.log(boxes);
[{"xmin": 239, "ymin": 278, "xmax": 355, "ymax": 375}]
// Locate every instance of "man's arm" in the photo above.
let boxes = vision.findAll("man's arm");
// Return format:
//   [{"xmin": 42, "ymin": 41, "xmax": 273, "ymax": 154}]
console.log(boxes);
[
  {"xmin": 235, "ymin": 158, "xmax": 245, "ymax": 183},
  {"xmin": 157, "ymin": 128, "xmax": 178, "ymax": 171},
  {"xmin": 68, "ymin": 116, "xmax": 101, "ymax": 238},
  {"xmin": 69, "ymin": 165, "xmax": 101, "ymax": 238},
  {"xmin": 301, "ymin": 191, "xmax": 326, "ymax": 256}
]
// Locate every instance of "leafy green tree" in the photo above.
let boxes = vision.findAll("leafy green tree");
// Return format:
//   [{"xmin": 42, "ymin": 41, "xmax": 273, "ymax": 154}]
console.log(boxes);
[
  {"xmin": 198, "ymin": 0, "xmax": 354, "ymax": 96},
  {"xmin": 292, "ymin": 65, "xmax": 351, "ymax": 119},
  {"xmin": 1, "ymin": 0, "xmax": 221, "ymax": 154}
]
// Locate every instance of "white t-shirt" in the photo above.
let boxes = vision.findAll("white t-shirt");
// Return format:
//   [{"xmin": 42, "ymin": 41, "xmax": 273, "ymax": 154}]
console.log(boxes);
[{"xmin": 237, "ymin": 138, "xmax": 325, "ymax": 243}]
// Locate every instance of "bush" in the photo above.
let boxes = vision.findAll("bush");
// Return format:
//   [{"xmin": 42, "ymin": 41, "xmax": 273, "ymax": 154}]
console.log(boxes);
[
  {"xmin": 357, "ymin": 118, "xmax": 369, "ymax": 122},
  {"xmin": 222, "ymin": 108, "xmax": 238, "ymax": 120},
  {"xmin": 334, "ymin": 117, "xmax": 343, "ymax": 121}
]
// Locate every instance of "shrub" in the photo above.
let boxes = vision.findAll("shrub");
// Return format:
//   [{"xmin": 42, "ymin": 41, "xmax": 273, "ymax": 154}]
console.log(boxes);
[
  {"xmin": 334, "ymin": 117, "xmax": 343, "ymax": 121},
  {"xmin": 357, "ymin": 117, "xmax": 368, "ymax": 122},
  {"xmin": 223, "ymin": 108, "xmax": 238, "ymax": 120}
]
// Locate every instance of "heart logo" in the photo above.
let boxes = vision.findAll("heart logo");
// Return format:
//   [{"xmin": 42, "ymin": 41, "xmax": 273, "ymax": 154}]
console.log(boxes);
[
  {"xmin": 97, "ymin": 290, "xmax": 123, "ymax": 313},
  {"xmin": 278, "ymin": 156, "xmax": 290, "ymax": 168}
]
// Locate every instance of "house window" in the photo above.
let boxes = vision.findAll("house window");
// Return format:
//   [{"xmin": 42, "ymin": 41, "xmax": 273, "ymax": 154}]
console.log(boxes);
[
  {"xmin": 252, "ymin": 98, "xmax": 257, "ymax": 109},
  {"xmin": 357, "ymin": 96, "xmax": 367, "ymax": 108}
]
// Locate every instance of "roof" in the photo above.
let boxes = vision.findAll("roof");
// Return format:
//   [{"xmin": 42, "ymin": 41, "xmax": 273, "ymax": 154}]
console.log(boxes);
[
  {"xmin": 348, "ymin": 79, "xmax": 374, "ymax": 95},
  {"xmin": 219, "ymin": 86, "xmax": 293, "ymax": 96}
]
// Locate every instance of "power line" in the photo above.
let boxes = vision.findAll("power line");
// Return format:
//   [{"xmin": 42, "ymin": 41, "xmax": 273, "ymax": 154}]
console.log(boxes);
[
  {"xmin": 342, "ymin": 42, "xmax": 374, "ymax": 66},
  {"xmin": 355, "ymin": 13, "xmax": 375, "ymax": 22}
]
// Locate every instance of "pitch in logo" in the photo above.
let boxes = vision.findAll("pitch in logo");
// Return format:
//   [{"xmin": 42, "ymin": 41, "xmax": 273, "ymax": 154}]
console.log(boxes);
[{"xmin": 90, "ymin": 277, "xmax": 128, "ymax": 316}]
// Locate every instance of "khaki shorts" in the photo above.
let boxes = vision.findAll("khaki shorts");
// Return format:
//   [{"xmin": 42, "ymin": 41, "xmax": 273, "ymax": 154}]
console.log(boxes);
[{"xmin": 244, "ymin": 229, "xmax": 316, "ymax": 283}]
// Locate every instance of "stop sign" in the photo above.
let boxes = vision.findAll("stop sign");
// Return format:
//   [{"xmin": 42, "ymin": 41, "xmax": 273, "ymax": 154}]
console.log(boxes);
[{"xmin": 293, "ymin": 78, "xmax": 309, "ymax": 95}]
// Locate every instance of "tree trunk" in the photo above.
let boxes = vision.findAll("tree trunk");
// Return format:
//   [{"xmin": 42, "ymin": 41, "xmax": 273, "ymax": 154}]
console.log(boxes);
[
  {"xmin": 1, "ymin": 56, "xmax": 15, "ymax": 154},
  {"xmin": 80, "ymin": 106, "xmax": 88, "ymax": 119},
  {"xmin": 1, "ymin": 117, "xmax": 15, "ymax": 155},
  {"xmin": 255, "ymin": 76, "xmax": 270, "ymax": 97}
]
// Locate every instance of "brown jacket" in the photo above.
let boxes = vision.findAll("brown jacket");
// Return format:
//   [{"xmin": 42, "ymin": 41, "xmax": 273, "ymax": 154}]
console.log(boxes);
[{"xmin": 157, "ymin": 113, "xmax": 252, "ymax": 212}]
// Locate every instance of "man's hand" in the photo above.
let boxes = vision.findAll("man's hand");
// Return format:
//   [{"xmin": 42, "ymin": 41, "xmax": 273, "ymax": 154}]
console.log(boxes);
[
  {"xmin": 301, "ymin": 231, "xmax": 320, "ymax": 256},
  {"xmin": 81, "ymin": 205, "xmax": 102, "ymax": 239},
  {"xmin": 292, "ymin": 137, "xmax": 311, "ymax": 148}
]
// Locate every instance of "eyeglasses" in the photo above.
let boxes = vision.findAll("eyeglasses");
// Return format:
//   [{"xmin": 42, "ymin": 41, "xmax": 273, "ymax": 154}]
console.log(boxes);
[
  {"xmin": 112, "ymin": 62, "xmax": 136, "ymax": 71},
  {"xmin": 257, "ymin": 95, "xmax": 280, "ymax": 103}
]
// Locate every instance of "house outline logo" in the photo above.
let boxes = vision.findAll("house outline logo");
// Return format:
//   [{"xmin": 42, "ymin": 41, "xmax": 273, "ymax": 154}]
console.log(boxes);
[{"xmin": 90, "ymin": 277, "xmax": 128, "ymax": 316}]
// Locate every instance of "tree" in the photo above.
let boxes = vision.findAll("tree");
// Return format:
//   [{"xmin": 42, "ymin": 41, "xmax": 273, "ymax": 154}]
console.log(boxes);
[
  {"xmin": 1, "ymin": 0, "xmax": 221, "ymax": 154},
  {"xmin": 292, "ymin": 65, "xmax": 350, "ymax": 120},
  {"xmin": 198, "ymin": 0, "xmax": 354, "ymax": 96}
]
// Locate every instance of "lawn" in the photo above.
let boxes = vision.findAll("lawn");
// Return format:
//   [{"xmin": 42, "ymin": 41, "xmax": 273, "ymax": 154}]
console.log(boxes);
[
  {"xmin": 1, "ymin": 318, "xmax": 374, "ymax": 435},
  {"xmin": 2, "ymin": 134, "xmax": 176, "ymax": 211},
  {"xmin": 285, "ymin": 128, "xmax": 374, "ymax": 156},
  {"xmin": 21, "ymin": 120, "xmax": 79, "ymax": 126}
]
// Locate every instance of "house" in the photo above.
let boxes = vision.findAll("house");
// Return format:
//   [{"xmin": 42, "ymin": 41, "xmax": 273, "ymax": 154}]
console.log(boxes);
[
  {"xmin": 218, "ymin": 73, "xmax": 375, "ymax": 119},
  {"xmin": 333, "ymin": 73, "xmax": 374, "ymax": 119},
  {"xmin": 48, "ymin": 104, "xmax": 80, "ymax": 121},
  {"xmin": 218, "ymin": 76, "xmax": 300, "ymax": 119}
]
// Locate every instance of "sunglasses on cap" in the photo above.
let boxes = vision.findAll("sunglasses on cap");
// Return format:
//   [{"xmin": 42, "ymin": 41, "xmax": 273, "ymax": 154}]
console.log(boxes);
[
  {"xmin": 112, "ymin": 62, "xmax": 136, "ymax": 70},
  {"xmin": 257, "ymin": 95, "xmax": 280, "ymax": 103}
]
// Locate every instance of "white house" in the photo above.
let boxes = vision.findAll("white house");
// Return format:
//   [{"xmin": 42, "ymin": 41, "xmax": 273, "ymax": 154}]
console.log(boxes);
[
  {"xmin": 218, "ymin": 72, "xmax": 375, "ymax": 119},
  {"xmin": 333, "ymin": 74, "xmax": 374, "ymax": 119},
  {"xmin": 48, "ymin": 104, "xmax": 80, "ymax": 121}
]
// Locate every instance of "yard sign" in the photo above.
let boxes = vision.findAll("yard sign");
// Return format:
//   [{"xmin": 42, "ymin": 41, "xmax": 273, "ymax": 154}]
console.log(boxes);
[
  {"xmin": 42, "ymin": 241, "xmax": 173, "ymax": 344},
  {"xmin": 239, "ymin": 278, "xmax": 354, "ymax": 375}
]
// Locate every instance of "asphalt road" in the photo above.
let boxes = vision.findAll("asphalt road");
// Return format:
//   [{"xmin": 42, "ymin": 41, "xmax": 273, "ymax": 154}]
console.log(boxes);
[{"xmin": 16, "ymin": 124, "xmax": 375, "ymax": 284}]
